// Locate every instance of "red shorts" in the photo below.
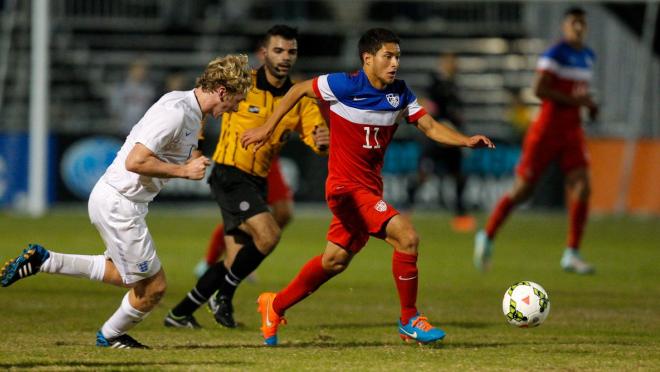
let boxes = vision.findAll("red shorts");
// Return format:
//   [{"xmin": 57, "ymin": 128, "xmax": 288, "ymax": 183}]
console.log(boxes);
[
  {"xmin": 516, "ymin": 128, "xmax": 589, "ymax": 183},
  {"xmin": 325, "ymin": 184, "xmax": 399, "ymax": 254},
  {"xmin": 267, "ymin": 157, "xmax": 293, "ymax": 205}
]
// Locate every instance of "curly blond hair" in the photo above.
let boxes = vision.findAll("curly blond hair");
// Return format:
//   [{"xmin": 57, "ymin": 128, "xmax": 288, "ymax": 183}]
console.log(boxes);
[{"xmin": 195, "ymin": 54, "xmax": 251, "ymax": 96}]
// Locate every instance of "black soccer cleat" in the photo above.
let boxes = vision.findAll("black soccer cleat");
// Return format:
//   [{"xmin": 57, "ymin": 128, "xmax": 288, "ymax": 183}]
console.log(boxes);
[
  {"xmin": 209, "ymin": 293, "xmax": 237, "ymax": 328},
  {"xmin": 164, "ymin": 311, "xmax": 202, "ymax": 329},
  {"xmin": 96, "ymin": 331, "xmax": 150, "ymax": 349},
  {"xmin": 1, "ymin": 244, "xmax": 50, "ymax": 287}
]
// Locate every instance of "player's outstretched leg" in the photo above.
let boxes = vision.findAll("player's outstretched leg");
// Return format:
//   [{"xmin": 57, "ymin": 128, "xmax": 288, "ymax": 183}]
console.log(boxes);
[
  {"xmin": 1, "ymin": 244, "xmax": 50, "ymax": 287},
  {"xmin": 398, "ymin": 314, "xmax": 446, "ymax": 344},
  {"xmin": 473, "ymin": 229, "xmax": 494, "ymax": 272},
  {"xmin": 257, "ymin": 292, "xmax": 286, "ymax": 346},
  {"xmin": 164, "ymin": 310, "xmax": 202, "ymax": 329},
  {"xmin": 560, "ymin": 248, "xmax": 594, "ymax": 275},
  {"xmin": 95, "ymin": 330, "xmax": 150, "ymax": 349}
]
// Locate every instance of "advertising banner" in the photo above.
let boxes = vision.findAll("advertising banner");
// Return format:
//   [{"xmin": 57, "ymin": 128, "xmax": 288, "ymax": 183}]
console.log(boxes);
[{"xmin": 0, "ymin": 133, "xmax": 57, "ymax": 208}]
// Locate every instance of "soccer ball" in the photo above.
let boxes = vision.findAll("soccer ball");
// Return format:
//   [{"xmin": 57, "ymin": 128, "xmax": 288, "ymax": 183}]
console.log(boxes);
[{"xmin": 502, "ymin": 281, "xmax": 550, "ymax": 327}]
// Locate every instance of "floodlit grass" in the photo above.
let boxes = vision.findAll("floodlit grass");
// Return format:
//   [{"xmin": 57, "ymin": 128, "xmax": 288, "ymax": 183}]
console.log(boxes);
[{"xmin": 1, "ymin": 207, "xmax": 659, "ymax": 370}]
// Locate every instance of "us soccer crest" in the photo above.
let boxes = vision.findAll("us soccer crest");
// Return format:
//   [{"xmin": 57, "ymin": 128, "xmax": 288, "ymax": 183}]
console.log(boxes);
[{"xmin": 386, "ymin": 93, "xmax": 399, "ymax": 108}]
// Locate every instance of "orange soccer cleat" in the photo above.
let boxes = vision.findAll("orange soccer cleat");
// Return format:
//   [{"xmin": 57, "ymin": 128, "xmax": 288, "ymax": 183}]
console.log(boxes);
[{"xmin": 257, "ymin": 292, "xmax": 286, "ymax": 346}]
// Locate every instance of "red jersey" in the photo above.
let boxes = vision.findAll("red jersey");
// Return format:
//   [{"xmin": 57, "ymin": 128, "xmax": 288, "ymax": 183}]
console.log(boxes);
[
  {"xmin": 312, "ymin": 70, "xmax": 426, "ymax": 195},
  {"xmin": 534, "ymin": 40, "xmax": 596, "ymax": 134}
]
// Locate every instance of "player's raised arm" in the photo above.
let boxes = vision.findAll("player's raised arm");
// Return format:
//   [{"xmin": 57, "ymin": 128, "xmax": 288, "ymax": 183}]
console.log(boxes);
[
  {"xmin": 241, "ymin": 79, "xmax": 316, "ymax": 151},
  {"xmin": 125, "ymin": 143, "xmax": 210, "ymax": 180},
  {"xmin": 414, "ymin": 113, "xmax": 495, "ymax": 149}
]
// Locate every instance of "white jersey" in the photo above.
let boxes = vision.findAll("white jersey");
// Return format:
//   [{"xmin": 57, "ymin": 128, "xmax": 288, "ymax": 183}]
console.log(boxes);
[{"xmin": 103, "ymin": 90, "xmax": 203, "ymax": 202}]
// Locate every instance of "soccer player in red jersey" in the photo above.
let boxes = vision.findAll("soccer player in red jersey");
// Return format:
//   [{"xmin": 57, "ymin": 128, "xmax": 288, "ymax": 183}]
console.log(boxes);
[
  {"xmin": 242, "ymin": 28, "xmax": 494, "ymax": 345},
  {"xmin": 474, "ymin": 7, "xmax": 597, "ymax": 275}
]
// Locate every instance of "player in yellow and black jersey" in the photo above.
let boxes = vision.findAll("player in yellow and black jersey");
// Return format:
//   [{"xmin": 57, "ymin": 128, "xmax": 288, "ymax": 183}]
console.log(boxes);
[
  {"xmin": 213, "ymin": 66, "xmax": 326, "ymax": 177},
  {"xmin": 166, "ymin": 25, "xmax": 329, "ymax": 329}
]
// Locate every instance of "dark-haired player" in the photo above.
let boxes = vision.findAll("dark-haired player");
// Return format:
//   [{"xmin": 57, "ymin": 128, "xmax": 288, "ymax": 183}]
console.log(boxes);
[
  {"xmin": 474, "ymin": 7, "xmax": 597, "ymax": 275},
  {"xmin": 242, "ymin": 28, "xmax": 494, "ymax": 345},
  {"xmin": 165, "ymin": 25, "xmax": 329, "ymax": 329}
]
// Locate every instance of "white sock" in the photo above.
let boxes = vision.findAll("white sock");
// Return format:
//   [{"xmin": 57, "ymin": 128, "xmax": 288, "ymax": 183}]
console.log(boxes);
[
  {"xmin": 39, "ymin": 251, "xmax": 106, "ymax": 281},
  {"xmin": 101, "ymin": 292, "xmax": 149, "ymax": 339}
]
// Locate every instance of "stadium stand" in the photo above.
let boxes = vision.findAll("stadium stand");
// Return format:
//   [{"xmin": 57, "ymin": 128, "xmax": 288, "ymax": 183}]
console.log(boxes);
[
  {"xmin": 0, "ymin": 0, "xmax": 542, "ymax": 140},
  {"xmin": 0, "ymin": 1, "xmax": 657, "ymax": 138}
]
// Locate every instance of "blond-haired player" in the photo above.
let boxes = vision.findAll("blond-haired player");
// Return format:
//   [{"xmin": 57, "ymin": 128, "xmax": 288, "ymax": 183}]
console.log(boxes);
[{"xmin": 0, "ymin": 54, "xmax": 251, "ymax": 349}]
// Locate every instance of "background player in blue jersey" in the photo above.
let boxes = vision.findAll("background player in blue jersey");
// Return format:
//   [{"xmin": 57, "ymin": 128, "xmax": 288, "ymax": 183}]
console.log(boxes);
[{"xmin": 475, "ymin": 7, "xmax": 598, "ymax": 274}]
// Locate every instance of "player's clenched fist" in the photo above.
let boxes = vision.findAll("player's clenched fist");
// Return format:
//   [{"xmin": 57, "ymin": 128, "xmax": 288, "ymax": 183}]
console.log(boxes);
[
  {"xmin": 313, "ymin": 125, "xmax": 330, "ymax": 151},
  {"xmin": 184, "ymin": 156, "xmax": 211, "ymax": 180}
]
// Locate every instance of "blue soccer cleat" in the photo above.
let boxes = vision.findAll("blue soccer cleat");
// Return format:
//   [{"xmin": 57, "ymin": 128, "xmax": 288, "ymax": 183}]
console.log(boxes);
[
  {"xmin": 398, "ymin": 314, "xmax": 446, "ymax": 344},
  {"xmin": 1, "ymin": 244, "xmax": 50, "ymax": 287},
  {"xmin": 473, "ymin": 229, "xmax": 494, "ymax": 272},
  {"xmin": 96, "ymin": 330, "xmax": 149, "ymax": 349}
]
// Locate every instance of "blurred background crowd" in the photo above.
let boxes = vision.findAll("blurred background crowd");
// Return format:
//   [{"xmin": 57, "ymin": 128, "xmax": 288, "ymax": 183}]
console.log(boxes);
[{"xmin": 0, "ymin": 0, "xmax": 658, "ymax": 217}]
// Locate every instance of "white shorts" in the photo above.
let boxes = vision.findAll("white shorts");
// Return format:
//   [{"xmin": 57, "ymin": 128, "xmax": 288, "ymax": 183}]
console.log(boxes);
[{"xmin": 88, "ymin": 180, "xmax": 162, "ymax": 284}]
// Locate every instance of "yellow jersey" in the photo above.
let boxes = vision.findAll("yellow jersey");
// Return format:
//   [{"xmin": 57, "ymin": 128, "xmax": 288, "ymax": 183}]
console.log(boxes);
[{"xmin": 212, "ymin": 67, "xmax": 327, "ymax": 177}]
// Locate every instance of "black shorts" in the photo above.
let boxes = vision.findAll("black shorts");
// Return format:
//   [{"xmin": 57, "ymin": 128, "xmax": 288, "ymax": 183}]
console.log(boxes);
[{"xmin": 208, "ymin": 164, "xmax": 269, "ymax": 234}]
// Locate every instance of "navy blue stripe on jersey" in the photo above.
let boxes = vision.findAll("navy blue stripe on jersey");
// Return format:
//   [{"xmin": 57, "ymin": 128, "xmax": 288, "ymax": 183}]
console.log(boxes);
[
  {"xmin": 326, "ymin": 70, "xmax": 417, "ymax": 112},
  {"xmin": 541, "ymin": 41, "xmax": 595, "ymax": 69}
]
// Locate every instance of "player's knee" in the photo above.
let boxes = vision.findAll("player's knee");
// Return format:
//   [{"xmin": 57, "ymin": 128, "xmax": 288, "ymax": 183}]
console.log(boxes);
[
  {"xmin": 573, "ymin": 179, "xmax": 591, "ymax": 200},
  {"xmin": 322, "ymin": 251, "xmax": 351, "ymax": 274},
  {"xmin": 322, "ymin": 256, "xmax": 349, "ymax": 274},
  {"xmin": 510, "ymin": 183, "xmax": 533, "ymax": 203},
  {"xmin": 273, "ymin": 209, "xmax": 292, "ymax": 228},
  {"xmin": 131, "ymin": 277, "xmax": 167, "ymax": 309},
  {"xmin": 398, "ymin": 230, "xmax": 420, "ymax": 254},
  {"xmin": 254, "ymin": 227, "xmax": 281, "ymax": 253},
  {"xmin": 147, "ymin": 280, "xmax": 167, "ymax": 305}
]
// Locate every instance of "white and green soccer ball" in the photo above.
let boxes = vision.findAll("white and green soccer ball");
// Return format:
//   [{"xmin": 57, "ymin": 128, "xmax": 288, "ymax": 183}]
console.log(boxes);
[{"xmin": 502, "ymin": 281, "xmax": 550, "ymax": 327}]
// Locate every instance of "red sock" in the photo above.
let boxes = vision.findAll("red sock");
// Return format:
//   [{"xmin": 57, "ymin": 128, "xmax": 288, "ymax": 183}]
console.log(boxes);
[
  {"xmin": 485, "ymin": 195, "xmax": 514, "ymax": 239},
  {"xmin": 273, "ymin": 255, "xmax": 333, "ymax": 315},
  {"xmin": 392, "ymin": 250, "xmax": 418, "ymax": 325},
  {"xmin": 205, "ymin": 224, "xmax": 226, "ymax": 265},
  {"xmin": 567, "ymin": 200, "xmax": 588, "ymax": 249}
]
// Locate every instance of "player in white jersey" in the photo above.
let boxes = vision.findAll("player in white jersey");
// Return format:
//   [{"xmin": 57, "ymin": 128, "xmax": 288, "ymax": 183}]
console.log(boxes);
[{"xmin": 0, "ymin": 55, "xmax": 251, "ymax": 349}]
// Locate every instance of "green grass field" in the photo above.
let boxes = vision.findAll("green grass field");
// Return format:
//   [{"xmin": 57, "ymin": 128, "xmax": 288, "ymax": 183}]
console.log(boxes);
[{"xmin": 1, "ymin": 207, "xmax": 659, "ymax": 371}]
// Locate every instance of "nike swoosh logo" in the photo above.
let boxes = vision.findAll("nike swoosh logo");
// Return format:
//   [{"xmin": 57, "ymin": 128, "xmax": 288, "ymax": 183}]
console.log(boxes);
[
  {"xmin": 353, "ymin": 97, "xmax": 367, "ymax": 101},
  {"xmin": 398, "ymin": 275, "xmax": 417, "ymax": 281},
  {"xmin": 265, "ymin": 297, "xmax": 273, "ymax": 327},
  {"xmin": 399, "ymin": 327, "xmax": 417, "ymax": 338},
  {"xmin": 185, "ymin": 131, "xmax": 192, "ymax": 136}
]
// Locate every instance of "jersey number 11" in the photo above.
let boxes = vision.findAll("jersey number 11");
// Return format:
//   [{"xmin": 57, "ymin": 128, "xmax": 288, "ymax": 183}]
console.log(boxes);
[{"xmin": 362, "ymin": 126, "xmax": 381, "ymax": 149}]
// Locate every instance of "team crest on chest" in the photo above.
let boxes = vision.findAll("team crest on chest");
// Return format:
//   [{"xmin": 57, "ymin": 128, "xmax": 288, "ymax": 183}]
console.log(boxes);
[
  {"xmin": 386, "ymin": 93, "xmax": 399, "ymax": 108},
  {"xmin": 375, "ymin": 200, "xmax": 388, "ymax": 212}
]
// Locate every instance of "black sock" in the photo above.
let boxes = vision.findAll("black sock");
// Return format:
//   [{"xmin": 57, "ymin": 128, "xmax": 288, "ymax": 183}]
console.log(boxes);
[
  {"xmin": 171, "ymin": 261, "xmax": 228, "ymax": 317},
  {"xmin": 218, "ymin": 242, "xmax": 266, "ymax": 300}
]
